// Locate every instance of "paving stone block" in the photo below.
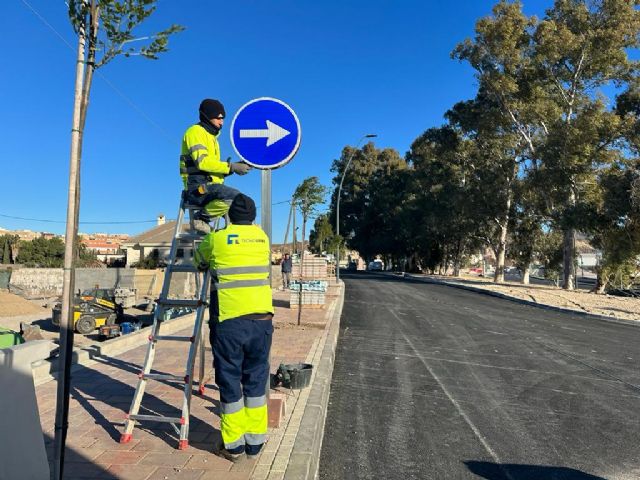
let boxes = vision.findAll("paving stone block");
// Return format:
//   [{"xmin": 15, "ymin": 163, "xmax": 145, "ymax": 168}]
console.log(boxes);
[
  {"xmin": 268, "ymin": 394, "xmax": 286, "ymax": 429},
  {"xmin": 183, "ymin": 454, "xmax": 232, "ymax": 471},
  {"xmin": 146, "ymin": 467, "xmax": 205, "ymax": 479},
  {"xmin": 94, "ymin": 450, "xmax": 147, "ymax": 465},
  {"xmin": 139, "ymin": 451, "xmax": 193, "ymax": 468},
  {"xmin": 105, "ymin": 463, "xmax": 157, "ymax": 480},
  {"xmin": 199, "ymin": 471, "xmax": 251, "ymax": 480}
]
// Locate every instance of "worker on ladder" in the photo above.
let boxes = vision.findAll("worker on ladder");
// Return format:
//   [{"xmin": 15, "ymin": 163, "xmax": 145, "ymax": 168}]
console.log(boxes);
[
  {"xmin": 194, "ymin": 193, "xmax": 274, "ymax": 462},
  {"xmin": 180, "ymin": 99, "xmax": 251, "ymax": 230}
]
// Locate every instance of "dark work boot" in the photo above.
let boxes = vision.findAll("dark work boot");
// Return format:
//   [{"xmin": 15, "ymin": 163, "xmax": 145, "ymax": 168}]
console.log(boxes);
[{"xmin": 213, "ymin": 438, "xmax": 244, "ymax": 463}]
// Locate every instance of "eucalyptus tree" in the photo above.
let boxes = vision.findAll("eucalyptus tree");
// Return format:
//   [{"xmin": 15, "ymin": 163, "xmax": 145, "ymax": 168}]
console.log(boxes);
[
  {"xmin": 329, "ymin": 143, "xmax": 407, "ymax": 263},
  {"xmin": 407, "ymin": 126, "xmax": 484, "ymax": 275},
  {"xmin": 531, "ymin": 0, "xmax": 640, "ymax": 289},
  {"xmin": 329, "ymin": 142, "xmax": 379, "ymax": 252},
  {"xmin": 451, "ymin": 1, "xmax": 553, "ymax": 283},
  {"xmin": 309, "ymin": 214, "xmax": 334, "ymax": 253}
]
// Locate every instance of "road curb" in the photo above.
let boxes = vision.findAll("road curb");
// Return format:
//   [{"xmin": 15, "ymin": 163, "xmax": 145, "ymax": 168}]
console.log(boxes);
[
  {"xmin": 31, "ymin": 312, "xmax": 198, "ymax": 385},
  {"xmin": 284, "ymin": 282, "xmax": 345, "ymax": 480},
  {"xmin": 390, "ymin": 272, "xmax": 640, "ymax": 327}
]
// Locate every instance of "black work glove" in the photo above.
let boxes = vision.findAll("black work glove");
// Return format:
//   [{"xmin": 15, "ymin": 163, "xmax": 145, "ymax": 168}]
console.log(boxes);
[{"xmin": 229, "ymin": 161, "xmax": 251, "ymax": 175}]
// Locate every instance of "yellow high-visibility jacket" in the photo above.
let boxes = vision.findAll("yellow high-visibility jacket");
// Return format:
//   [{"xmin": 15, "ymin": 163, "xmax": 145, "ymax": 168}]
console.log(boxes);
[
  {"xmin": 194, "ymin": 223, "xmax": 274, "ymax": 321},
  {"xmin": 180, "ymin": 124, "xmax": 231, "ymax": 189}
]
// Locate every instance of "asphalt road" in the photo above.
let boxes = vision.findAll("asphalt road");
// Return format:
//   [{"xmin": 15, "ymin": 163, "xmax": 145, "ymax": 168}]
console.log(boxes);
[{"xmin": 318, "ymin": 272, "xmax": 640, "ymax": 480}]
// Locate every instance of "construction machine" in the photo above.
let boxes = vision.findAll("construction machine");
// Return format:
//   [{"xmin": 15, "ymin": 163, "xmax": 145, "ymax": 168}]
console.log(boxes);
[{"xmin": 52, "ymin": 288, "xmax": 135, "ymax": 335}]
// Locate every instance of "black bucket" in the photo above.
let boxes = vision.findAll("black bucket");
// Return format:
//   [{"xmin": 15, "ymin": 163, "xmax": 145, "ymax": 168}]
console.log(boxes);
[{"xmin": 276, "ymin": 363, "xmax": 313, "ymax": 389}]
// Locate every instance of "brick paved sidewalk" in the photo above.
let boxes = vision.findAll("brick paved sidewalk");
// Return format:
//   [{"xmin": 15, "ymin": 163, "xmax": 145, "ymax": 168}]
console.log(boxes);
[{"xmin": 37, "ymin": 289, "xmax": 337, "ymax": 480}]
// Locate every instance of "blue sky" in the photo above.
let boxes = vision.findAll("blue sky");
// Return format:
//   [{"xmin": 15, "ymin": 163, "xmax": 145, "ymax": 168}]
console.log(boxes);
[{"xmin": 0, "ymin": 0, "xmax": 554, "ymax": 242}]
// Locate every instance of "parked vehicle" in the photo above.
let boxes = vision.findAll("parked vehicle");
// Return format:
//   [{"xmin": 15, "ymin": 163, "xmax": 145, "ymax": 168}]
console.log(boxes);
[
  {"xmin": 52, "ymin": 288, "xmax": 127, "ymax": 335},
  {"xmin": 368, "ymin": 259, "xmax": 384, "ymax": 271}
]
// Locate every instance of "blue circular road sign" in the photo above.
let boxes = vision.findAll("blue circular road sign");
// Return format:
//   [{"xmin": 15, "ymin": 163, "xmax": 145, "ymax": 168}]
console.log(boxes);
[{"xmin": 230, "ymin": 97, "xmax": 301, "ymax": 170}]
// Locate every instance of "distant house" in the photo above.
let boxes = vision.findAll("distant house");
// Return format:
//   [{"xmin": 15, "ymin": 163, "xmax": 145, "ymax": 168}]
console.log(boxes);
[{"xmin": 122, "ymin": 216, "xmax": 193, "ymax": 267}]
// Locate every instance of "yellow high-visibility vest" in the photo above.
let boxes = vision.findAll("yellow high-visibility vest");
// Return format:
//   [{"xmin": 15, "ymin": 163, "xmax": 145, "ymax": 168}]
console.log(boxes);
[
  {"xmin": 179, "ymin": 124, "xmax": 231, "ymax": 189},
  {"xmin": 195, "ymin": 223, "xmax": 274, "ymax": 321}
]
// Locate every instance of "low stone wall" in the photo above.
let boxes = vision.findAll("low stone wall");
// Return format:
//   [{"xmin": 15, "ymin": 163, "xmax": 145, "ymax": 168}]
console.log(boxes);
[{"xmin": 9, "ymin": 268, "xmax": 196, "ymax": 300}]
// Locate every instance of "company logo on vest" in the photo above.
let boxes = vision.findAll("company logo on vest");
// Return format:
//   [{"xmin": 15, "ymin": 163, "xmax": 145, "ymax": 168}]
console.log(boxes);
[{"xmin": 226, "ymin": 234, "xmax": 240, "ymax": 245}]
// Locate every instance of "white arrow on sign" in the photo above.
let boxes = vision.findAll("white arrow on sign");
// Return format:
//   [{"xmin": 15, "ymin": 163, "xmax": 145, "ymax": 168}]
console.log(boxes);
[{"xmin": 239, "ymin": 120, "xmax": 290, "ymax": 147}]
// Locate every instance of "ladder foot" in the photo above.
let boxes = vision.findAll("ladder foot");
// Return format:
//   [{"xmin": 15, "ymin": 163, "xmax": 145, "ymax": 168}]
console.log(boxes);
[
  {"xmin": 120, "ymin": 433, "xmax": 133, "ymax": 444},
  {"xmin": 198, "ymin": 385, "xmax": 206, "ymax": 396},
  {"xmin": 178, "ymin": 439, "xmax": 189, "ymax": 450}
]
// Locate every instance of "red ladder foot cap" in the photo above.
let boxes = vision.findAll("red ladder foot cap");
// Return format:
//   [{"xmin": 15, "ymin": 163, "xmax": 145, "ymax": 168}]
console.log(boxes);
[
  {"xmin": 178, "ymin": 439, "xmax": 188, "ymax": 450},
  {"xmin": 120, "ymin": 433, "xmax": 133, "ymax": 444}
]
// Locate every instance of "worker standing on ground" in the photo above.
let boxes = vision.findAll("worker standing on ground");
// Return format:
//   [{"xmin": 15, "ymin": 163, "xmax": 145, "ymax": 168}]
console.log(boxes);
[
  {"xmin": 194, "ymin": 193, "xmax": 274, "ymax": 462},
  {"xmin": 281, "ymin": 252, "xmax": 292, "ymax": 290},
  {"xmin": 180, "ymin": 99, "xmax": 251, "ymax": 225}
]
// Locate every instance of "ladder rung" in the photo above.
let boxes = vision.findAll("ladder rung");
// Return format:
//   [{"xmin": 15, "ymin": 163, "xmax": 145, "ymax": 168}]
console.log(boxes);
[
  {"xmin": 128, "ymin": 414, "xmax": 184, "ymax": 424},
  {"xmin": 166, "ymin": 264, "xmax": 199, "ymax": 273},
  {"xmin": 157, "ymin": 298, "xmax": 204, "ymax": 308},
  {"xmin": 141, "ymin": 372, "xmax": 187, "ymax": 382},
  {"xmin": 176, "ymin": 232, "xmax": 205, "ymax": 242},
  {"xmin": 153, "ymin": 335, "xmax": 193, "ymax": 342}
]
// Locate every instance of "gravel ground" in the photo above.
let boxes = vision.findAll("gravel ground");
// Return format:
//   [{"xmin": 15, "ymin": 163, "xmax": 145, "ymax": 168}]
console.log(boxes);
[{"xmin": 419, "ymin": 273, "xmax": 640, "ymax": 322}]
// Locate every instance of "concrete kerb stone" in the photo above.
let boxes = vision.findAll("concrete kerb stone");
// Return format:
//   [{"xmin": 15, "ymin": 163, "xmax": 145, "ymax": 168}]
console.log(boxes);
[
  {"xmin": 383, "ymin": 271, "xmax": 640, "ymax": 327},
  {"xmin": 278, "ymin": 282, "xmax": 344, "ymax": 480},
  {"xmin": 31, "ymin": 312, "xmax": 199, "ymax": 385}
]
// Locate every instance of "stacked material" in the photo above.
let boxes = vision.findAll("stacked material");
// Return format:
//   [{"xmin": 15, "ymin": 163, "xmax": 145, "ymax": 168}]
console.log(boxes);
[
  {"xmin": 290, "ymin": 290, "xmax": 326, "ymax": 307},
  {"xmin": 291, "ymin": 256, "xmax": 328, "ymax": 279},
  {"xmin": 290, "ymin": 256, "xmax": 329, "ymax": 308},
  {"xmin": 289, "ymin": 280, "xmax": 328, "ymax": 292}
]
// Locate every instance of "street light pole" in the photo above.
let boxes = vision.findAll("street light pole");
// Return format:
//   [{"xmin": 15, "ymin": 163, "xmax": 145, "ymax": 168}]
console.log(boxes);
[{"xmin": 336, "ymin": 134, "xmax": 377, "ymax": 282}]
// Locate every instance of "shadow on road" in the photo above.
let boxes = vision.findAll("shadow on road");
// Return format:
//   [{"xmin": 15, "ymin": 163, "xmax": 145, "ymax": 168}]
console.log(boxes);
[{"xmin": 464, "ymin": 461, "xmax": 607, "ymax": 479}]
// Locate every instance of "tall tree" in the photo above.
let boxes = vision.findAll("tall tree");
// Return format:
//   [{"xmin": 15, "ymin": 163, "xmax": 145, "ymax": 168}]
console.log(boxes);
[
  {"xmin": 452, "ymin": 1, "xmax": 550, "ymax": 283},
  {"xmin": 531, "ymin": 0, "xmax": 640, "ymax": 289},
  {"xmin": 55, "ymin": 3, "xmax": 182, "ymax": 478},
  {"xmin": 0, "ymin": 235, "xmax": 19, "ymax": 264},
  {"xmin": 407, "ymin": 126, "xmax": 484, "ymax": 275},
  {"xmin": 329, "ymin": 142, "xmax": 380, "ymax": 249},
  {"xmin": 309, "ymin": 214, "xmax": 334, "ymax": 253}
]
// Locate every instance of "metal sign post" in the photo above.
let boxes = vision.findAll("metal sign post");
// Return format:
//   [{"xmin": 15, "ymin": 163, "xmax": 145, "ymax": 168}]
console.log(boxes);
[{"xmin": 261, "ymin": 169, "xmax": 272, "ymax": 281}]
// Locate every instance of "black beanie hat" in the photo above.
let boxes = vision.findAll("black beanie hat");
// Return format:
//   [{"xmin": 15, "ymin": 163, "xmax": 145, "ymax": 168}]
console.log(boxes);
[
  {"xmin": 199, "ymin": 99, "xmax": 225, "ymax": 122},
  {"xmin": 229, "ymin": 194, "xmax": 256, "ymax": 224}
]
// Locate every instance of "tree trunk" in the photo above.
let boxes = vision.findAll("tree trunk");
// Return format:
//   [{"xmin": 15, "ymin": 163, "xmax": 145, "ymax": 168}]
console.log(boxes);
[
  {"xmin": 594, "ymin": 269, "xmax": 607, "ymax": 294},
  {"xmin": 494, "ymin": 177, "xmax": 514, "ymax": 284},
  {"xmin": 562, "ymin": 227, "xmax": 576, "ymax": 290},
  {"xmin": 521, "ymin": 261, "xmax": 531, "ymax": 285},
  {"xmin": 494, "ymin": 224, "xmax": 507, "ymax": 284},
  {"xmin": 54, "ymin": 14, "xmax": 87, "ymax": 480}
]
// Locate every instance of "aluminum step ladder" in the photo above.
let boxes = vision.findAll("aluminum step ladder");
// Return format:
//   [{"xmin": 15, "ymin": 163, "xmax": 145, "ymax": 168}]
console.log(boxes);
[{"xmin": 120, "ymin": 196, "xmax": 221, "ymax": 450}]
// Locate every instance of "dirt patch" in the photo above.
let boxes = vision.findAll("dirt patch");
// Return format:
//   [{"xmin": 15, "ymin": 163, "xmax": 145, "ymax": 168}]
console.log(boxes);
[
  {"xmin": 0, "ymin": 290, "xmax": 49, "ymax": 316},
  {"xmin": 420, "ymin": 274, "xmax": 640, "ymax": 321}
]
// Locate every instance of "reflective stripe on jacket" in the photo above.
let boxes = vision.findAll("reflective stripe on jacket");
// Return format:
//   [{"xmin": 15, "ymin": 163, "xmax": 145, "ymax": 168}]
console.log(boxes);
[
  {"xmin": 179, "ymin": 124, "xmax": 231, "ymax": 189},
  {"xmin": 194, "ymin": 224, "xmax": 274, "ymax": 321}
]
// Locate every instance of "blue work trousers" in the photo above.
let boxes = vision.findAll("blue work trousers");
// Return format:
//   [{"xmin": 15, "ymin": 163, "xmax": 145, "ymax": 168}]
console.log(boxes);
[{"xmin": 209, "ymin": 318, "xmax": 273, "ymax": 454}]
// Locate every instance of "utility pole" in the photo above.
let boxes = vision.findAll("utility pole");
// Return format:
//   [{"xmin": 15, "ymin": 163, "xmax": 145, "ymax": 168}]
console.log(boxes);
[
  {"xmin": 292, "ymin": 210, "xmax": 297, "ymax": 254},
  {"xmin": 282, "ymin": 199, "xmax": 293, "ymax": 252}
]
